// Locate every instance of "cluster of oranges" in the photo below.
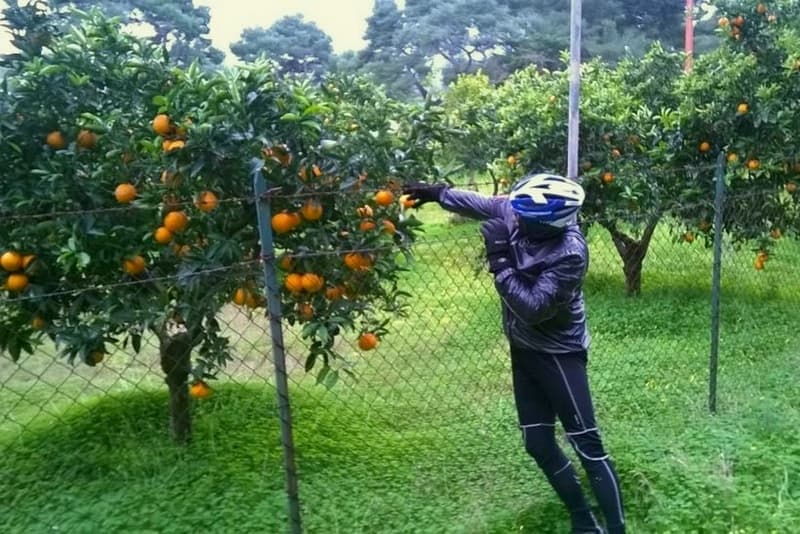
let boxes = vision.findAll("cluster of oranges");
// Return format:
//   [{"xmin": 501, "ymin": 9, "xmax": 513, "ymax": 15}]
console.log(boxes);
[
  {"xmin": 116, "ymin": 114, "xmax": 223, "ymax": 276},
  {"xmin": 45, "ymin": 128, "xmax": 98, "ymax": 151},
  {"xmin": 1, "ymin": 250, "xmax": 35, "ymax": 293},
  {"xmin": 265, "ymin": 180, "xmax": 406, "ymax": 352}
]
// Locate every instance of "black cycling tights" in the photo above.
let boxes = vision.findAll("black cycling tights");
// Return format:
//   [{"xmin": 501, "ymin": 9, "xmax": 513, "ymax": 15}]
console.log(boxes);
[{"xmin": 511, "ymin": 346, "xmax": 625, "ymax": 534}]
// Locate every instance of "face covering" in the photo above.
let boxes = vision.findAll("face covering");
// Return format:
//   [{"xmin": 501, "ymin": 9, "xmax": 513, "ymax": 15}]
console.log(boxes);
[{"xmin": 516, "ymin": 217, "xmax": 565, "ymax": 240}]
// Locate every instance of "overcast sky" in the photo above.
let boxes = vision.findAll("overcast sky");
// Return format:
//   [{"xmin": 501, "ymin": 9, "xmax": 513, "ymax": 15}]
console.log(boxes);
[{"xmin": 0, "ymin": 0, "xmax": 390, "ymax": 59}]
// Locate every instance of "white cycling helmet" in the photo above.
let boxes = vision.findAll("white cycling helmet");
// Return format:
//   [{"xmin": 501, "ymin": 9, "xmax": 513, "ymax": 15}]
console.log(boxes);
[{"xmin": 509, "ymin": 173, "xmax": 585, "ymax": 229}]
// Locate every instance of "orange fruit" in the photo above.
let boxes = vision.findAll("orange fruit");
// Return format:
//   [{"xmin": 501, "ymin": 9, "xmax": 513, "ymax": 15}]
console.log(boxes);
[
  {"xmin": 757, "ymin": 250, "xmax": 769, "ymax": 263},
  {"xmin": 264, "ymin": 145, "xmax": 292, "ymax": 167},
  {"xmin": 31, "ymin": 316, "xmax": 46, "ymax": 330},
  {"xmin": 699, "ymin": 141, "xmax": 711, "ymax": 153},
  {"xmin": 160, "ymin": 170, "xmax": 181, "ymax": 187},
  {"xmin": 278, "ymin": 255, "xmax": 294, "ymax": 271},
  {"xmin": 737, "ymin": 102, "xmax": 749, "ymax": 114},
  {"xmin": 195, "ymin": 191, "xmax": 219, "ymax": 213},
  {"xmin": 601, "ymin": 172, "xmax": 614, "ymax": 185},
  {"xmin": 768, "ymin": 14, "xmax": 777, "ymax": 23},
  {"xmin": 46, "ymin": 130, "xmax": 66, "ymax": 150},
  {"xmin": 770, "ymin": 228, "xmax": 782, "ymax": 240},
  {"xmin": 727, "ymin": 152, "xmax": 738, "ymax": 163},
  {"xmin": 245, "ymin": 291, "xmax": 262, "ymax": 309},
  {"xmin": 719, "ymin": 16, "xmax": 730, "ymax": 27},
  {"xmin": 22, "ymin": 255, "xmax": 36, "ymax": 270},
  {"xmin": 357, "ymin": 205, "xmax": 374, "ymax": 218},
  {"xmin": 164, "ymin": 139, "xmax": 185, "ymax": 152},
  {"xmin": 271, "ymin": 213, "xmax": 296, "ymax": 234},
  {"xmin": 747, "ymin": 159, "xmax": 760, "ymax": 170},
  {"xmin": 301, "ymin": 273, "xmax": 324, "ymax": 293},
  {"xmin": 507, "ymin": 155, "xmax": 517, "ymax": 167},
  {"xmin": 297, "ymin": 303, "xmax": 314, "ymax": 321},
  {"xmin": 114, "ymin": 183, "xmax": 137, "ymax": 204},
  {"xmin": 233, "ymin": 287, "xmax": 249, "ymax": 306},
  {"xmin": 611, "ymin": 148, "xmax": 621, "ymax": 158},
  {"xmin": 358, "ymin": 332, "xmax": 379, "ymax": 351},
  {"xmin": 733, "ymin": 15, "xmax": 745, "ymax": 27},
  {"xmin": 301, "ymin": 199, "xmax": 323, "ymax": 221},
  {"xmin": 5, "ymin": 273, "xmax": 29, "ymax": 292},
  {"xmin": 284, "ymin": 273, "xmax": 304, "ymax": 294},
  {"xmin": 189, "ymin": 381, "xmax": 212, "ymax": 399},
  {"xmin": 400, "ymin": 194, "xmax": 416, "ymax": 209},
  {"xmin": 76, "ymin": 129, "xmax": 97, "ymax": 149},
  {"xmin": 1, "ymin": 251, "xmax": 23, "ymax": 272},
  {"xmin": 344, "ymin": 253, "xmax": 371, "ymax": 271},
  {"xmin": 698, "ymin": 220, "xmax": 712, "ymax": 232},
  {"xmin": 382, "ymin": 220, "xmax": 396, "ymax": 235},
  {"xmin": 154, "ymin": 227, "xmax": 173, "ymax": 244},
  {"xmin": 163, "ymin": 211, "xmax": 189, "ymax": 233},
  {"xmin": 374, "ymin": 190, "xmax": 394, "ymax": 207},
  {"xmin": 312, "ymin": 165, "xmax": 323, "ymax": 177},
  {"xmin": 786, "ymin": 182, "xmax": 798, "ymax": 193},
  {"xmin": 325, "ymin": 285, "xmax": 344, "ymax": 300},
  {"xmin": 123, "ymin": 255, "xmax": 146, "ymax": 276},
  {"xmin": 754, "ymin": 257, "xmax": 765, "ymax": 271},
  {"xmin": 173, "ymin": 244, "xmax": 191, "ymax": 257},
  {"xmin": 152, "ymin": 114, "xmax": 172, "ymax": 136},
  {"xmin": 756, "ymin": 3, "xmax": 767, "ymax": 15},
  {"xmin": 359, "ymin": 219, "xmax": 376, "ymax": 232},
  {"xmin": 683, "ymin": 231, "xmax": 695, "ymax": 243}
]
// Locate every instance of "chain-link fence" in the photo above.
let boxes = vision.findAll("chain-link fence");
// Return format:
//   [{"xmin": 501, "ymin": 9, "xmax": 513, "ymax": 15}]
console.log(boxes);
[{"xmin": 2, "ymin": 159, "xmax": 799, "ymax": 533}]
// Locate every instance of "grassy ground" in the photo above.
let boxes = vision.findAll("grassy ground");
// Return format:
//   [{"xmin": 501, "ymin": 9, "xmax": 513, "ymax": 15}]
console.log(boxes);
[{"xmin": 2, "ymin": 204, "xmax": 799, "ymax": 533}]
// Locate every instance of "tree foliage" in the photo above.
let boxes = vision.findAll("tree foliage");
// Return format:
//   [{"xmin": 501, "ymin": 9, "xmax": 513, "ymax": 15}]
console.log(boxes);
[{"xmin": 230, "ymin": 15, "xmax": 333, "ymax": 78}]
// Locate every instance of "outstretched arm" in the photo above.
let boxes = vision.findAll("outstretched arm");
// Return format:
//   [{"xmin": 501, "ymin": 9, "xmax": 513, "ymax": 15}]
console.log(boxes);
[{"xmin": 403, "ymin": 182, "xmax": 506, "ymax": 221}]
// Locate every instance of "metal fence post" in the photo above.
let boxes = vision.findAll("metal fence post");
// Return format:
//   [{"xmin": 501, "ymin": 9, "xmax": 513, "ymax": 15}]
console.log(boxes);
[
  {"xmin": 254, "ymin": 172, "xmax": 302, "ymax": 534},
  {"xmin": 567, "ymin": 0, "xmax": 582, "ymax": 180},
  {"xmin": 708, "ymin": 152, "xmax": 726, "ymax": 414}
]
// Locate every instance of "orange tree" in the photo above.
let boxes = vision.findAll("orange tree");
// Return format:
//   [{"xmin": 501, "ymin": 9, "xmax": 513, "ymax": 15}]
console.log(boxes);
[
  {"xmin": 669, "ymin": 0, "xmax": 800, "ymax": 267},
  {"xmin": 0, "ymin": 11, "xmax": 444, "ymax": 443},
  {"xmin": 445, "ymin": 45, "xmax": 685, "ymax": 295},
  {"xmin": 445, "ymin": 6, "xmax": 800, "ymax": 293}
]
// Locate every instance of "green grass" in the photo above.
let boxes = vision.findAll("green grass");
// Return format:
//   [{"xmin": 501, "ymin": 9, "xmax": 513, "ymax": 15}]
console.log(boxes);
[{"xmin": 2, "ymin": 206, "xmax": 799, "ymax": 533}]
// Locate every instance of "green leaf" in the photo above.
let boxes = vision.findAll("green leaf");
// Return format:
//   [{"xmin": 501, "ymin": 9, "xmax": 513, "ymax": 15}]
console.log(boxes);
[
  {"xmin": 280, "ymin": 113, "xmax": 300, "ymax": 122},
  {"xmin": 131, "ymin": 332, "xmax": 142, "ymax": 354},
  {"xmin": 305, "ymin": 351, "xmax": 318, "ymax": 372},
  {"xmin": 323, "ymin": 369, "xmax": 339, "ymax": 389},
  {"xmin": 152, "ymin": 95, "xmax": 168, "ymax": 107},
  {"xmin": 316, "ymin": 364, "xmax": 330, "ymax": 385}
]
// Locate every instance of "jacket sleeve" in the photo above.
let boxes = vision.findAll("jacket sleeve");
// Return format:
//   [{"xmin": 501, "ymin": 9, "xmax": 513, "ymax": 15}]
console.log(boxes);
[
  {"xmin": 494, "ymin": 252, "xmax": 585, "ymax": 326},
  {"xmin": 438, "ymin": 187, "xmax": 506, "ymax": 220}
]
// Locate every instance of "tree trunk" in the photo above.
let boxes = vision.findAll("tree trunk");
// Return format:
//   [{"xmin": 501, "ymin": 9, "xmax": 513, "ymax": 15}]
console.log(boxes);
[
  {"xmin": 158, "ymin": 331, "xmax": 193, "ymax": 445},
  {"xmin": 602, "ymin": 218, "xmax": 660, "ymax": 297}
]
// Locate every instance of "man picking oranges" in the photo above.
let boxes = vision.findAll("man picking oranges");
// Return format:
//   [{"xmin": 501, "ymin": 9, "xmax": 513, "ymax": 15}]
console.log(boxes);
[{"xmin": 404, "ymin": 174, "xmax": 625, "ymax": 534}]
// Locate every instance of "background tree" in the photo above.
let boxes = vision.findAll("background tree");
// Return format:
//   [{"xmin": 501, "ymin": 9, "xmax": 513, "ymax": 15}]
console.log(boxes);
[
  {"xmin": 358, "ymin": 0, "xmax": 429, "ymax": 99},
  {"xmin": 49, "ymin": 0, "xmax": 224, "ymax": 67},
  {"xmin": 230, "ymin": 15, "xmax": 333, "ymax": 78}
]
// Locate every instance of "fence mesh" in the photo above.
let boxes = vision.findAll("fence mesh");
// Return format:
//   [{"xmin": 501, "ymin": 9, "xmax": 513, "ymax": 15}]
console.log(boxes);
[{"xmin": 2, "ymin": 162, "xmax": 799, "ymax": 533}]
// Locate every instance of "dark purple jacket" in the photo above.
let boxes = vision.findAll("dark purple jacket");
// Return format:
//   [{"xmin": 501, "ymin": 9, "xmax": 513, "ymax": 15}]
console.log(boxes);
[{"xmin": 438, "ymin": 188, "xmax": 590, "ymax": 354}]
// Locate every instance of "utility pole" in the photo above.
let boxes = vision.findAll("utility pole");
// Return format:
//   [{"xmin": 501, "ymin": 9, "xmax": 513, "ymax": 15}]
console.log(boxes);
[
  {"xmin": 566, "ymin": 0, "xmax": 582, "ymax": 180},
  {"xmin": 685, "ymin": 0, "xmax": 695, "ymax": 72}
]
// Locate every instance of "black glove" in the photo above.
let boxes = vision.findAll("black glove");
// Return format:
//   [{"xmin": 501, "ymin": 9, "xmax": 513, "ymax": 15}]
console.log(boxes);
[
  {"xmin": 402, "ymin": 181, "xmax": 448, "ymax": 207},
  {"xmin": 480, "ymin": 218, "xmax": 512, "ymax": 274}
]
